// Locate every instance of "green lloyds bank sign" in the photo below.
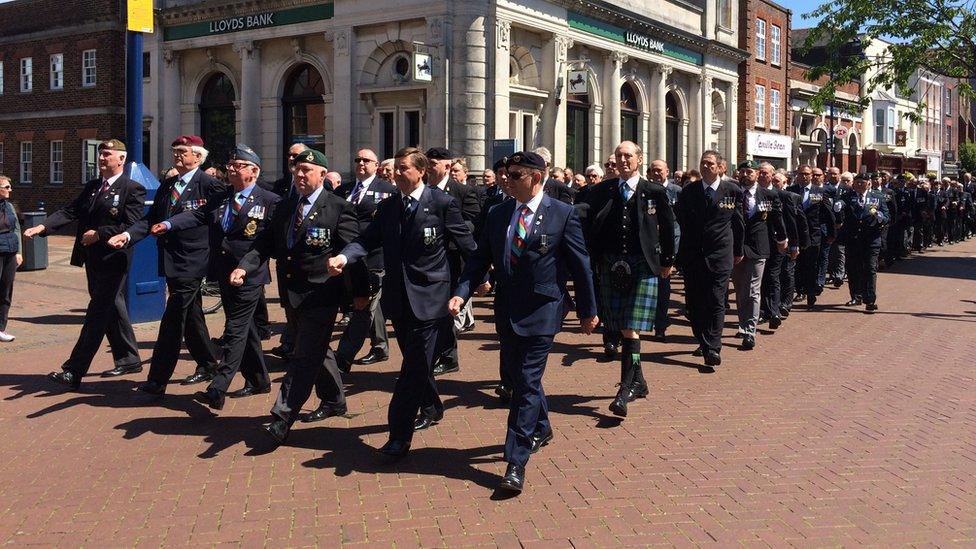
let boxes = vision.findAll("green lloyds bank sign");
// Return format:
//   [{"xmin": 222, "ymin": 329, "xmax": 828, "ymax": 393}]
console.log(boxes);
[
  {"xmin": 568, "ymin": 12, "xmax": 704, "ymax": 66},
  {"xmin": 164, "ymin": 4, "xmax": 334, "ymax": 41}
]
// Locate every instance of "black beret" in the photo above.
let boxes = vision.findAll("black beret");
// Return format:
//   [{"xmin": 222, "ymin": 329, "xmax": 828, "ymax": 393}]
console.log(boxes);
[
  {"xmin": 505, "ymin": 151, "xmax": 547, "ymax": 171},
  {"xmin": 737, "ymin": 160, "xmax": 760, "ymax": 170},
  {"xmin": 492, "ymin": 158, "xmax": 506, "ymax": 172},
  {"xmin": 228, "ymin": 144, "xmax": 261, "ymax": 166},
  {"xmin": 425, "ymin": 147, "xmax": 454, "ymax": 161}
]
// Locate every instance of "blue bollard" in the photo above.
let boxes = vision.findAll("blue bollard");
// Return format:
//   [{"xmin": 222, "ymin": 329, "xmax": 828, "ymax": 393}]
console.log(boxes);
[{"xmin": 125, "ymin": 162, "xmax": 166, "ymax": 323}]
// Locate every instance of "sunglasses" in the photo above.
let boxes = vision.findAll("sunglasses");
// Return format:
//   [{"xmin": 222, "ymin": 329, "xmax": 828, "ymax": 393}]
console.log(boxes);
[{"xmin": 353, "ymin": 157, "xmax": 376, "ymax": 164}]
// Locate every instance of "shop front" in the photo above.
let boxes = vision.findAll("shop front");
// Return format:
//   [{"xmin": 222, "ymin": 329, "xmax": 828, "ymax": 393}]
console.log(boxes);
[{"xmin": 746, "ymin": 131, "xmax": 792, "ymax": 170}]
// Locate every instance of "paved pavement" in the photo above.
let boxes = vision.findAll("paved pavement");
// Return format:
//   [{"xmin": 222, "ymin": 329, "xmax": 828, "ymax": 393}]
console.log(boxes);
[{"xmin": 1, "ymin": 235, "xmax": 974, "ymax": 546}]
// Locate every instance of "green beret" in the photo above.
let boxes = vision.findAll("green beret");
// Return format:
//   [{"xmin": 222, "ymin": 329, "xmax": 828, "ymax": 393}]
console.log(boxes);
[
  {"xmin": 292, "ymin": 148, "xmax": 328, "ymax": 169},
  {"xmin": 98, "ymin": 139, "xmax": 126, "ymax": 152},
  {"xmin": 737, "ymin": 160, "xmax": 760, "ymax": 170}
]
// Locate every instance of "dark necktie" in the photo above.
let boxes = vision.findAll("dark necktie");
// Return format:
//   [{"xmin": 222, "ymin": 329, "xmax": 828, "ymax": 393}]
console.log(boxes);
[
  {"xmin": 290, "ymin": 196, "xmax": 310, "ymax": 247},
  {"xmin": 349, "ymin": 181, "xmax": 365, "ymax": 204}
]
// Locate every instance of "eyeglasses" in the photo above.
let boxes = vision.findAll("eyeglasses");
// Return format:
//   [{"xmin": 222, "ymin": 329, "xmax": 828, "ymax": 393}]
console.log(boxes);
[
  {"xmin": 353, "ymin": 157, "xmax": 376, "ymax": 164},
  {"xmin": 225, "ymin": 162, "xmax": 255, "ymax": 171},
  {"xmin": 604, "ymin": 162, "xmax": 615, "ymax": 169},
  {"xmin": 0, "ymin": 185, "xmax": 11, "ymax": 190},
  {"xmin": 586, "ymin": 173, "xmax": 600, "ymax": 178},
  {"xmin": 171, "ymin": 148, "xmax": 193, "ymax": 156},
  {"xmin": 507, "ymin": 170, "xmax": 529, "ymax": 180}
]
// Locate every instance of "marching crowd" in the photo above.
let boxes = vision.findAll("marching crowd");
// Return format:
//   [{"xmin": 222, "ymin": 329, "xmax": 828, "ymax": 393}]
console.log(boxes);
[{"xmin": 9, "ymin": 132, "xmax": 975, "ymax": 494}]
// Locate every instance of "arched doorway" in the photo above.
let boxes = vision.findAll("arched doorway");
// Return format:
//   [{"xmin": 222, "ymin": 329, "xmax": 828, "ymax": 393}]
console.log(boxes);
[
  {"xmin": 566, "ymin": 86, "xmax": 591, "ymax": 172},
  {"xmin": 199, "ymin": 73, "xmax": 236, "ymax": 168},
  {"xmin": 282, "ymin": 63, "xmax": 326, "ymax": 172},
  {"xmin": 665, "ymin": 91, "xmax": 681, "ymax": 171},
  {"xmin": 620, "ymin": 82, "xmax": 640, "ymax": 144}
]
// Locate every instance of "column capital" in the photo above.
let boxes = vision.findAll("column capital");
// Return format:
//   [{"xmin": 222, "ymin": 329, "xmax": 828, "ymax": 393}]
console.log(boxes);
[
  {"xmin": 729, "ymin": 81, "xmax": 738, "ymax": 104},
  {"xmin": 334, "ymin": 27, "xmax": 351, "ymax": 57},
  {"xmin": 496, "ymin": 18, "xmax": 511, "ymax": 51},
  {"xmin": 426, "ymin": 16, "xmax": 446, "ymax": 45},
  {"xmin": 162, "ymin": 48, "xmax": 181, "ymax": 66},
  {"xmin": 607, "ymin": 51, "xmax": 628, "ymax": 66},
  {"xmin": 232, "ymin": 40, "xmax": 260, "ymax": 59},
  {"xmin": 554, "ymin": 35, "xmax": 574, "ymax": 63},
  {"xmin": 656, "ymin": 64, "xmax": 673, "ymax": 78}
]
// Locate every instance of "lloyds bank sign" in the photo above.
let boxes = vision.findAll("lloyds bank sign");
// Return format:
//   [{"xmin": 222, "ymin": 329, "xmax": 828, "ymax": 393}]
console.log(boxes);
[{"xmin": 164, "ymin": 3, "xmax": 334, "ymax": 41}]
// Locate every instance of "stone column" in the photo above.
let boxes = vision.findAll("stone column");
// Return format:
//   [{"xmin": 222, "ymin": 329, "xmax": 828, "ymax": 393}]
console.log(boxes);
[
  {"xmin": 702, "ymin": 75, "xmax": 713, "ymax": 153},
  {"xmin": 727, "ymin": 81, "xmax": 738, "ymax": 164},
  {"xmin": 541, "ymin": 34, "xmax": 573, "ymax": 166},
  {"xmin": 690, "ymin": 74, "xmax": 704, "ymax": 164},
  {"xmin": 493, "ymin": 18, "xmax": 511, "ymax": 141},
  {"xmin": 332, "ymin": 27, "xmax": 353, "ymax": 177},
  {"xmin": 234, "ymin": 40, "xmax": 261, "ymax": 147},
  {"xmin": 425, "ymin": 16, "xmax": 448, "ymax": 149},
  {"xmin": 604, "ymin": 51, "xmax": 627, "ymax": 156},
  {"xmin": 160, "ymin": 49, "xmax": 182, "ymax": 149},
  {"xmin": 654, "ymin": 65, "xmax": 672, "ymax": 161},
  {"xmin": 452, "ymin": 8, "xmax": 488, "ymax": 172},
  {"xmin": 703, "ymin": 0, "xmax": 717, "ymax": 40}
]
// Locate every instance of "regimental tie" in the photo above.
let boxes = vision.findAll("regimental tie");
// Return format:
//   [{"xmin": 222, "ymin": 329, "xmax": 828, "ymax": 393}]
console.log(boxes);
[
  {"xmin": 170, "ymin": 179, "xmax": 186, "ymax": 206},
  {"xmin": 291, "ymin": 196, "xmax": 310, "ymax": 246},
  {"xmin": 620, "ymin": 181, "xmax": 633, "ymax": 202},
  {"xmin": 91, "ymin": 178, "xmax": 111, "ymax": 208},
  {"xmin": 348, "ymin": 181, "xmax": 364, "ymax": 204},
  {"xmin": 510, "ymin": 205, "xmax": 530, "ymax": 268},
  {"xmin": 222, "ymin": 192, "xmax": 244, "ymax": 232}
]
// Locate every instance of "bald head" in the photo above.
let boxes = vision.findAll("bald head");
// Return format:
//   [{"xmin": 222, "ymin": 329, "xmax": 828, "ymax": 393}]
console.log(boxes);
[{"xmin": 647, "ymin": 159, "xmax": 669, "ymax": 183}]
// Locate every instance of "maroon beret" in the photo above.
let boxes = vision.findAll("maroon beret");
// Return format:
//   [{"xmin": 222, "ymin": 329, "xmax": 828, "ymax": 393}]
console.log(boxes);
[{"xmin": 171, "ymin": 135, "xmax": 205, "ymax": 148}]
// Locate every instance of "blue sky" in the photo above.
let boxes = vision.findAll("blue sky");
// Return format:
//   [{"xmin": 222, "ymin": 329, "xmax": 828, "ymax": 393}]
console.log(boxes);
[{"xmin": 782, "ymin": 0, "xmax": 829, "ymax": 26}]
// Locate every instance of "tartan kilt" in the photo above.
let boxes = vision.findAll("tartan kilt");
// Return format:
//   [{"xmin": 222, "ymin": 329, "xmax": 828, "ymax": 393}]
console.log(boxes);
[{"xmin": 597, "ymin": 254, "xmax": 658, "ymax": 332}]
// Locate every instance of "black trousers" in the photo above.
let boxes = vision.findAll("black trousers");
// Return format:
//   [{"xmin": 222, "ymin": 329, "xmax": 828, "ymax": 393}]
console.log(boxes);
[
  {"xmin": 655, "ymin": 275, "xmax": 672, "ymax": 334},
  {"xmin": 275, "ymin": 263, "xmax": 297, "ymax": 347},
  {"xmin": 146, "ymin": 277, "xmax": 218, "ymax": 384},
  {"xmin": 779, "ymin": 253, "xmax": 796, "ymax": 312},
  {"xmin": 0, "ymin": 252, "xmax": 16, "ymax": 332},
  {"xmin": 388, "ymin": 310, "xmax": 443, "ymax": 443},
  {"xmin": 846, "ymin": 244, "xmax": 880, "ymax": 304},
  {"xmin": 796, "ymin": 245, "xmax": 821, "ymax": 296},
  {"xmin": 253, "ymin": 289, "xmax": 271, "ymax": 339},
  {"xmin": 62, "ymin": 262, "xmax": 140, "ymax": 375},
  {"xmin": 683, "ymin": 260, "xmax": 731, "ymax": 355},
  {"xmin": 208, "ymin": 282, "xmax": 270, "ymax": 393},
  {"xmin": 271, "ymin": 303, "xmax": 345, "ymax": 424},
  {"xmin": 760, "ymin": 249, "xmax": 784, "ymax": 319},
  {"xmin": 337, "ymin": 271, "xmax": 389, "ymax": 362}
]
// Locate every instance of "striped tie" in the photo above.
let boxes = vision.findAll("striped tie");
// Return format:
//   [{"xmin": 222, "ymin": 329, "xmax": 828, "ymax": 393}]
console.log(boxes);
[
  {"xmin": 222, "ymin": 193, "xmax": 243, "ymax": 232},
  {"xmin": 170, "ymin": 182, "xmax": 183, "ymax": 205},
  {"xmin": 510, "ymin": 205, "xmax": 530, "ymax": 268}
]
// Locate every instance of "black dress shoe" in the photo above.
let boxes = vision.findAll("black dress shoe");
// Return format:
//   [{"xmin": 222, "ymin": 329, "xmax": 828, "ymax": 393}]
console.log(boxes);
[
  {"xmin": 609, "ymin": 386, "xmax": 634, "ymax": 417},
  {"xmin": 769, "ymin": 316, "xmax": 782, "ymax": 330},
  {"xmin": 494, "ymin": 384, "xmax": 513, "ymax": 403},
  {"xmin": 432, "ymin": 360, "xmax": 459, "ymax": 376},
  {"xmin": 865, "ymin": 303, "xmax": 878, "ymax": 312},
  {"xmin": 833, "ymin": 277, "xmax": 844, "ymax": 288},
  {"xmin": 48, "ymin": 370, "xmax": 80, "ymax": 390},
  {"xmin": 692, "ymin": 346, "xmax": 704, "ymax": 357},
  {"xmin": 262, "ymin": 419, "xmax": 290, "ymax": 445},
  {"xmin": 780, "ymin": 307, "xmax": 791, "ymax": 318},
  {"xmin": 337, "ymin": 356, "xmax": 352, "ymax": 375},
  {"xmin": 302, "ymin": 403, "xmax": 348, "ymax": 423},
  {"xmin": 603, "ymin": 344, "xmax": 619, "ymax": 360},
  {"xmin": 100, "ymin": 363, "xmax": 143, "ymax": 377},
  {"xmin": 356, "ymin": 349, "xmax": 388, "ymax": 365},
  {"xmin": 653, "ymin": 331, "xmax": 667, "ymax": 343},
  {"xmin": 377, "ymin": 439, "xmax": 410, "ymax": 458},
  {"xmin": 193, "ymin": 388, "xmax": 225, "ymax": 410},
  {"xmin": 631, "ymin": 381, "xmax": 649, "ymax": 399},
  {"xmin": 704, "ymin": 350, "xmax": 722, "ymax": 367},
  {"xmin": 269, "ymin": 344, "xmax": 293, "ymax": 358},
  {"xmin": 227, "ymin": 385, "xmax": 271, "ymax": 398},
  {"xmin": 413, "ymin": 411, "xmax": 443, "ymax": 431},
  {"xmin": 741, "ymin": 335, "xmax": 756, "ymax": 350},
  {"xmin": 336, "ymin": 315, "xmax": 350, "ymax": 327},
  {"xmin": 807, "ymin": 295, "xmax": 817, "ymax": 308},
  {"xmin": 137, "ymin": 380, "xmax": 166, "ymax": 396},
  {"xmin": 181, "ymin": 371, "xmax": 213, "ymax": 385},
  {"xmin": 529, "ymin": 431, "xmax": 553, "ymax": 454},
  {"xmin": 757, "ymin": 315, "xmax": 769, "ymax": 325},
  {"xmin": 498, "ymin": 463, "xmax": 525, "ymax": 493},
  {"xmin": 845, "ymin": 298, "xmax": 863, "ymax": 306}
]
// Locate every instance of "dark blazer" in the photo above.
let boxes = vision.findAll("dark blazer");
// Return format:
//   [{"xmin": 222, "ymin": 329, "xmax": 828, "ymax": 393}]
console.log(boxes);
[
  {"xmin": 456, "ymin": 194, "xmax": 597, "ymax": 337},
  {"xmin": 785, "ymin": 184, "xmax": 837, "ymax": 247},
  {"xmin": 674, "ymin": 179, "xmax": 745, "ymax": 273},
  {"xmin": 583, "ymin": 177, "xmax": 676, "ymax": 275},
  {"xmin": 126, "ymin": 169, "xmax": 228, "ymax": 278},
  {"xmin": 43, "ymin": 174, "xmax": 146, "ymax": 269},
  {"xmin": 434, "ymin": 178, "xmax": 481, "ymax": 226},
  {"xmin": 837, "ymin": 189, "xmax": 890, "ymax": 248},
  {"xmin": 740, "ymin": 185, "xmax": 787, "ymax": 260},
  {"xmin": 766, "ymin": 185, "xmax": 799, "ymax": 250},
  {"xmin": 239, "ymin": 187, "xmax": 361, "ymax": 309},
  {"xmin": 168, "ymin": 184, "xmax": 280, "ymax": 286},
  {"xmin": 333, "ymin": 176, "xmax": 397, "ymax": 271},
  {"xmin": 544, "ymin": 177, "xmax": 575, "ymax": 205},
  {"xmin": 341, "ymin": 185, "xmax": 477, "ymax": 322},
  {"xmin": 476, "ymin": 191, "xmax": 512, "ymax": 242},
  {"xmin": 780, "ymin": 189, "xmax": 810, "ymax": 249}
]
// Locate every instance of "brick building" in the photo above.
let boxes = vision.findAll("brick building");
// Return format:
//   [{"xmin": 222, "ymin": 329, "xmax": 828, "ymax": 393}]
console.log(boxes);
[
  {"xmin": 0, "ymin": 0, "xmax": 126, "ymax": 212},
  {"xmin": 737, "ymin": 0, "xmax": 792, "ymax": 169}
]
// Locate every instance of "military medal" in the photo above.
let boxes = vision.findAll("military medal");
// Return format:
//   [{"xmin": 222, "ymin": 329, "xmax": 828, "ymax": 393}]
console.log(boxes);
[
  {"xmin": 423, "ymin": 227, "xmax": 437, "ymax": 245},
  {"xmin": 244, "ymin": 220, "xmax": 257, "ymax": 237},
  {"xmin": 646, "ymin": 199, "xmax": 657, "ymax": 215},
  {"xmin": 248, "ymin": 206, "xmax": 265, "ymax": 220},
  {"xmin": 539, "ymin": 234, "xmax": 550, "ymax": 255},
  {"xmin": 110, "ymin": 208, "xmax": 119, "ymax": 216}
]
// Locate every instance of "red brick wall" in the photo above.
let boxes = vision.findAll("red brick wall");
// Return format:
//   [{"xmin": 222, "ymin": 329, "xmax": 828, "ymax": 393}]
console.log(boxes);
[{"xmin": 738, "ymin": 0, "xmax": 792, "ymax": 160}]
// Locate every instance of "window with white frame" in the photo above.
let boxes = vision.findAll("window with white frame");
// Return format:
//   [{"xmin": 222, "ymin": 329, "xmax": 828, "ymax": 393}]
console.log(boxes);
[
  {"xmin": 874, "ymin": 108, "xmax": 885, "ymax": 143},
  {"xmin": 771, "ymin": 26, "xmax": 782, "ymax": 66},
  {"xmin": 82, "ymin": 50, "xmax": 97, "ymax": 87},
  {"xmin": 20, "ymin": 57, "xmax": 32, "ymax": 92},
  {"xmin": 0, "ymin": 61, "xmax": 4, "ymax": 94},
  {"xmin": 755, "ymin": 85, "xmax": 766, "ymax": 127},
  {"xmin": 944, "ymin": 88, "xmax": 951, "ymax": 116},
  {"xmin": 770, "ymin": 89, "xmax": 781, "ymax": 130},
  {"xmin": 50, "ymin": 140, "xmax": 64, "ymax": 185},
  {"xmin": 756, "ymin": 19, "xmax": 767, "ymax": 61},
  {"xmin": 50, "ymin": 54, "xmax": 63, "ymax": 90},
  {"xmin": 887, "ymin": 107, "xmax": 896, "ymax": 144},
  {"xmin": 20, "ymin": 142, "xmax": 32, "ymax": 184},
  {"xmin": 82, "ymin": 140, "xmax": 100, "ymax": 181}
]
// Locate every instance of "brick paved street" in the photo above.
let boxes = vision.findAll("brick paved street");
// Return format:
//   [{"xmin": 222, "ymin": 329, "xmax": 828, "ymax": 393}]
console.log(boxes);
[{"xmin": 0, "ymin": 235, "xmax": 974, "ymax": 546}]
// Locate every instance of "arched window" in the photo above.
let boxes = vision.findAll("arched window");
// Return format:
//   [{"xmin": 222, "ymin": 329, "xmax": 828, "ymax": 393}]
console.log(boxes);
[
  {"xmin": 199, "ymin": 73, "xmax": 236, "ymax": 168},
  {"xmin": 283, "ymin": 63, "xmax": 326, "ymax": 172},
  {"xmin": 566, "ymin": 85, "xmax": 591, "ymax": 172},
  {"xmin": 620, "ymin": 82, "xmax": 640, "ymax": 144},
  {"xmin": 665, "ymin": 91, "xmax": 681, "ymax": 171}
]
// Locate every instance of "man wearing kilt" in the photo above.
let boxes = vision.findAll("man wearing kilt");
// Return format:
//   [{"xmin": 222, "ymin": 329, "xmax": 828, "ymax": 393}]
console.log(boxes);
[{"xmin": 583, "ymin": 141, "xmax": 675, "ymax": 417}]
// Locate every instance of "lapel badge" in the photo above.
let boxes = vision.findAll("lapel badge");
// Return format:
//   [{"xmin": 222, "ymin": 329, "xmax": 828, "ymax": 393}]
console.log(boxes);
[
  {"xmin": 539, "ymin": 234, "xmax": 550, "ymax": 255},
  {"xmin": 646, "ymin": 198, "xmax": 657, "ymax": 215},
  {"xmin": 244, "ymin": 220, "xmax": 258, "ymax": 237},
  {"xmin": 112, "ymin": 194, "xmax": 120, "ymax": 207},
  {"xmin": 109, "ymin": 207, "xmax": 119, "ymax": 216}
]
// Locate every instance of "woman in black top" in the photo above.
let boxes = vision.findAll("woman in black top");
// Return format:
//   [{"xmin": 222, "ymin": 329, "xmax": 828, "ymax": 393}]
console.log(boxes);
[{"xmin": 0, "ymin": 174, "xmax": 22, "ymax": 342}]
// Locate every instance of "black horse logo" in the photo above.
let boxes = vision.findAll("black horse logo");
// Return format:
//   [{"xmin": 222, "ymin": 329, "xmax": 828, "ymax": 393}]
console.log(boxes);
[
  {"xmin": 417, "ymin": 58, "xmax": 431, "ymax": 76},
  {"xmin": 569, "ymin": 73, "xmax": 585, "ymax": 91}
]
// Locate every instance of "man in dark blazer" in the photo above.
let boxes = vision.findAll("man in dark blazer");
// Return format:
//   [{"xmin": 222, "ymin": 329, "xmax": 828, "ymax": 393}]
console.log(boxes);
[
  {"xmin": 108, "ymin": 135, "xmax": 224, "ymax": 388},
  {"xmin": 648, "ymin": 160, "xmax": 680, "ymax": 341},
  {"xmin": 24, "ymin": 139, "xmax": 145, "ymax": 389},
  {"xmin": 758, "ymin": 165, "xmax": 799, "ymax": 330},
  {"xmin": 329, "ymin": 146, "xmax": 477, "ymax": 458},
  {"xmin": 903, "ymin": 174, "xmax": 928, "ymax": 251},
  {"xmin": 771, "ymin": 172, "xmax": 807, "ymax": 320},
  {"xmin": 673, "ymin": 150, "xmax": 744, "ymax": 369},
  {"xmin": 787, "ymin": 165, "xmax": 836, "ymax": 308},
  {"xmin": 731, "ymin": 161, "xmax": 787, "ymax": 351},
  {"xmin": 425, "ymin": 147, "xmax": 480, "ymax": 379},
  {"xmin": 154, "ymin": 145, "xmax": 280, "ymax": 408},
  {"xmin": 233, "ymin": 148, "xmax": 363, "ymax": 444},
  {"xmin": 583, "ymin": 143, "xmax": 675, "ymax": 417},
  {"xmin": 533, "ymin": 146, "xmax": 575, "ymax": 205},
  {"xmin": 450, "ymin": 151, "xmax": 598, "ymax": 493},
  {"xmin": 838, "ymin": 173, "xmax": 890, "ymax": 312},
  {"xmin": 331, "ymin": 148, "xmax": 396, "ymax": 379}
]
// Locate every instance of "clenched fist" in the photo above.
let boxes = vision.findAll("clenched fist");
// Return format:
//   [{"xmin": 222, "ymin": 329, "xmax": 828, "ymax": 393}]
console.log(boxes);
[
  {"xmin": 150, "ymin": 223, "xmax": 170, "ymax": 235},
  {"xmin": 327, "ymin": 255, "xmax": 347, "ymax": 276},
  {"xmin": 106, "ymin": 233, "xmax": 129, "ymax": 249},
  {"xmin": 447, "ymin": 296, "xmax": 465, "ymax": 316},
  {"xmin": 229, "ymin": 268, "xmax": 247, "ymax": 287}
]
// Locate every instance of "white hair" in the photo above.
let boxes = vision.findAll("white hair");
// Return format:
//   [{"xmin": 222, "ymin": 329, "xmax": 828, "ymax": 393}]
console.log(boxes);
[
  {"xmin": 533, "ymin": 146, "xmax": 552, "ymax": 166},
  {"xmin": 191, "ymin": 146, "xmax": 209, "ymax": 163},
  {"xmin": 584, "ymin": 164, "xmax": 604, "ymax": 178},
  {"xmin": 840, "ymin": 171, "xmax": 854, "ymax": 181}
]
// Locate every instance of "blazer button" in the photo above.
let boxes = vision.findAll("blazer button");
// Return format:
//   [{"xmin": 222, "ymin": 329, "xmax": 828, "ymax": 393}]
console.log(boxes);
[{"xmin": 286, "ymin": 274, "xmax": 292, "ymax": 278}]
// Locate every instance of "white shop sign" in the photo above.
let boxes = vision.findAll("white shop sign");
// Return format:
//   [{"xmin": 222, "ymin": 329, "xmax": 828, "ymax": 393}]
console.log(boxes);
[{"xmin": 747, "ymin": 131, "xmax": 792, "ymax": 159}]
